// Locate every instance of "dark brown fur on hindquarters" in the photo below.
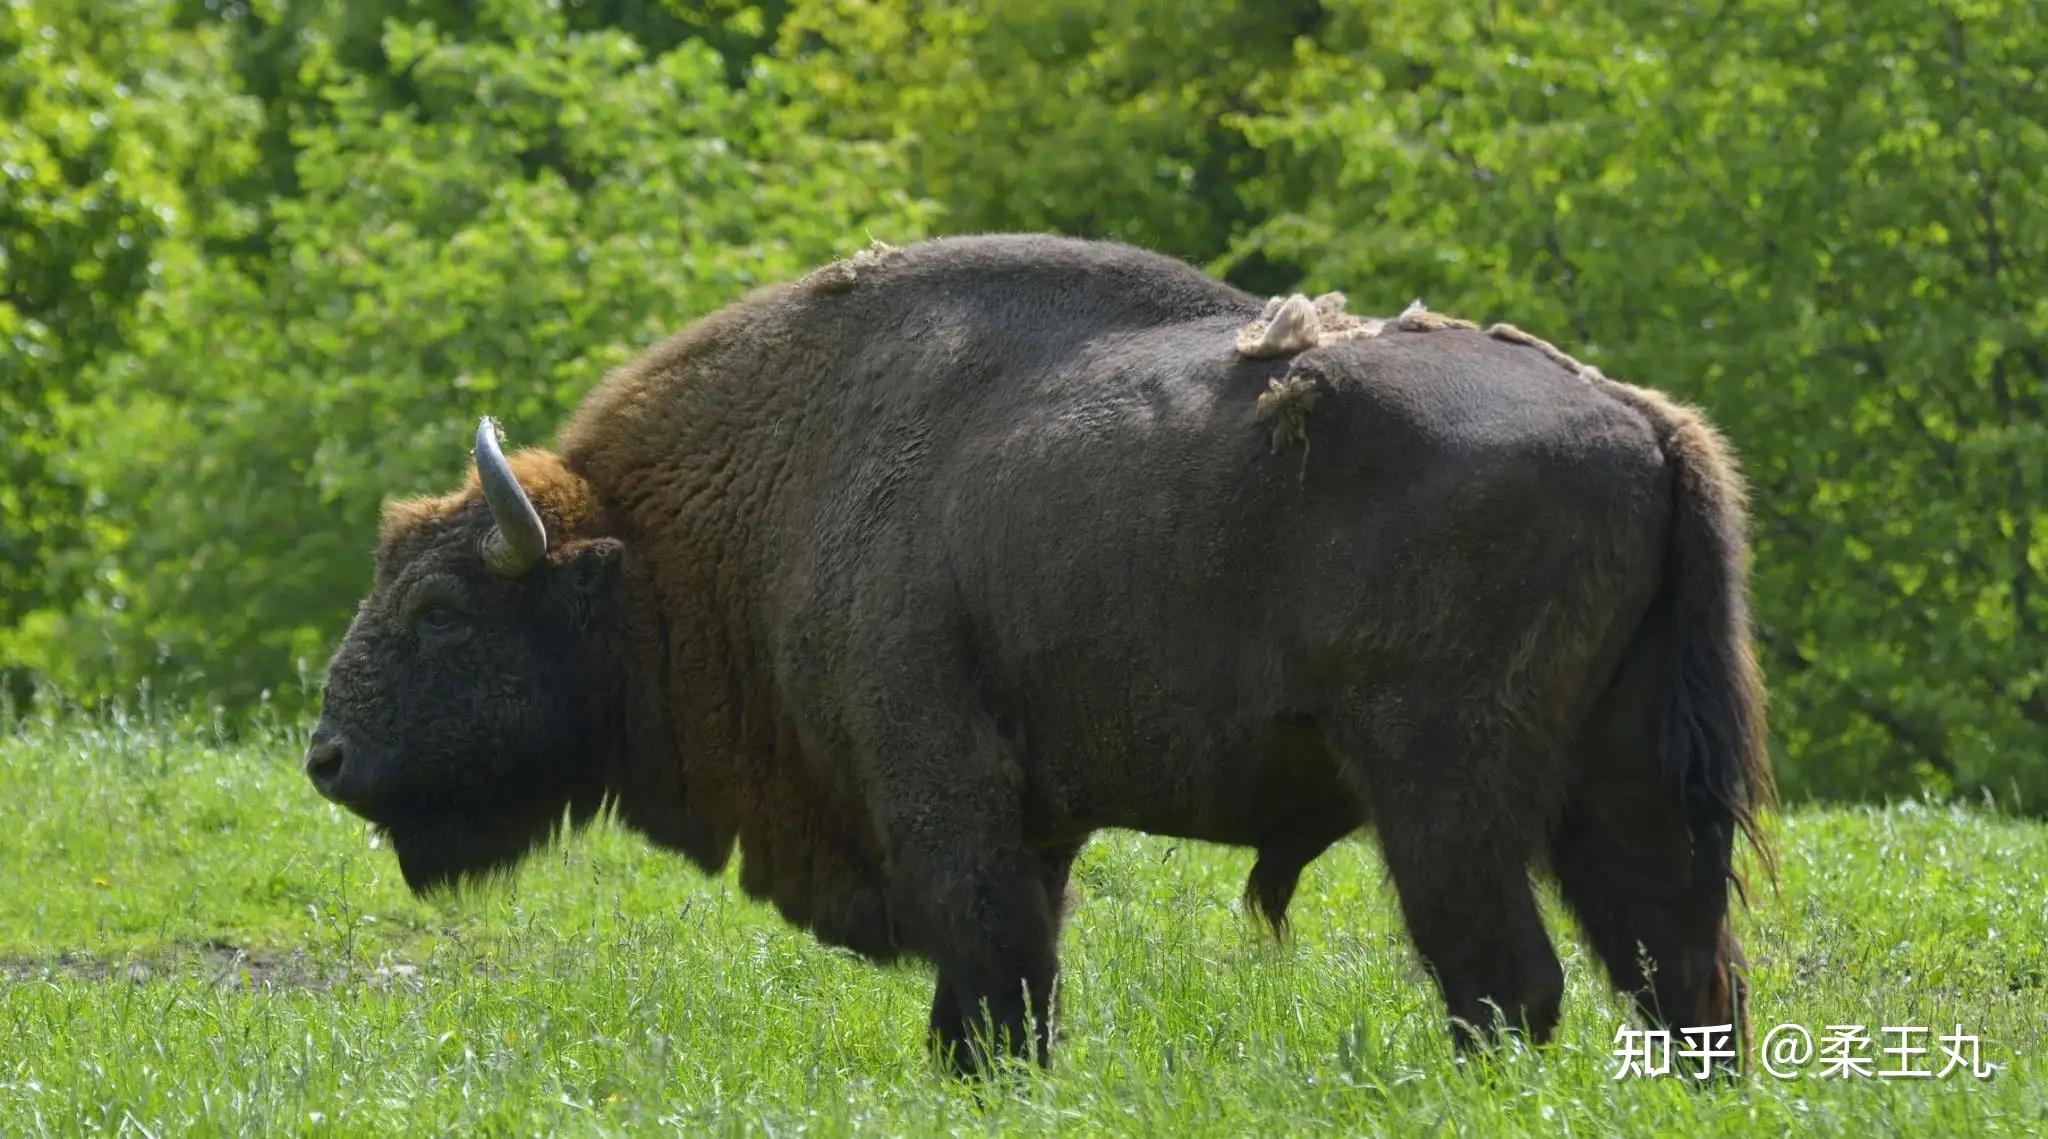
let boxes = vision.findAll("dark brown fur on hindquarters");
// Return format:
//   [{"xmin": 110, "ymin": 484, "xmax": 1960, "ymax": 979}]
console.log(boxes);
[{"xmin": 305, "ymin": 234, "xmax": 1773, "ymax": 1075}]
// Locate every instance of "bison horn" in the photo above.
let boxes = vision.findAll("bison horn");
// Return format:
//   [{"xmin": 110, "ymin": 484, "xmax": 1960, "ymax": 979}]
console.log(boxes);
[{"xmin": 473, "ymin": 416, "xmax": 547, "ymax": 576}]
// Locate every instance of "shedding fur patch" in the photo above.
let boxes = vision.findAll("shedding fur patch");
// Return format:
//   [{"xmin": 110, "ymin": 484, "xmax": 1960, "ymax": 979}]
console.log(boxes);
[
  {"xmin": 1485, "ymin": 322, "xmax": 1606, "ymax": 381},
  {"xmin": 1255, "ymin": 374, "xmax": 1321, "ymax": 451},
  {"xmin": 1239, "ymin": 292, "xmax": 1497, "ymax": 357},
  {"xmin": 799, "ymin": 237, "xmax": 901, "ymax": 294},
  {"xmin": 1237, "ymin": 293, "xmax": 1323, "ymax": 357},
  {"xmin": 801, "ymin": 260, "xmax": 861, "ymax": 293},
  {"xmin": 1235, "ymin": 294, "xmax": 1611, "ymax": 470},
  {"xmin": 1308, "ymin": 291, "xmax": 1387, "ymax": 343},
  {"xmin": 1394, "ymin": 298, "xmax": 1477, "ymax": 332},
  {"xmin": 1238, "ymin": 294, "xmax": 1620, "ymax": 482}
]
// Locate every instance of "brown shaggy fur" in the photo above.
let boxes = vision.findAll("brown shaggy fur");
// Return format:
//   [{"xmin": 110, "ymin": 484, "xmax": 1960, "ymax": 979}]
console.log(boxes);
[{"xmin": 310, "ymin": 236, "xmax": 1774, "ymax": 1076}]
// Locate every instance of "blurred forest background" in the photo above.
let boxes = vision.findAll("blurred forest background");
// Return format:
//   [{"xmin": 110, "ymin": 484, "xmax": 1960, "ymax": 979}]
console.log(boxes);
[{"xmin": 3, "ymin": 0, "xmax": 2042, "ymax": 808}]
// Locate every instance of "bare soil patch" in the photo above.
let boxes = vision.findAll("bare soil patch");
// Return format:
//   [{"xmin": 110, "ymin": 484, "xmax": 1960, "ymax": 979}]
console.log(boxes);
[{"xmin": 0, "ymin": 940, "xmax": 428, "ymax": 993}]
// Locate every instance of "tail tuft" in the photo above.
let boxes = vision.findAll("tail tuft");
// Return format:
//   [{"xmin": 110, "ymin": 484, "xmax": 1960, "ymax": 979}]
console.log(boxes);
[
  {"xmin": 1244, "ymin": 853, "xmax": 1301, "ymax": 940},
  {"xmin": 1605, "ymin": 381, "xmax": 1778, "ymax": 892}
]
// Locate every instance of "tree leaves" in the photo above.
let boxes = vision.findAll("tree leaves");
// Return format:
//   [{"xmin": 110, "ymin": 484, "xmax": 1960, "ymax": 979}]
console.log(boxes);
[
  {"xmin": 4, "ymin": 0, "xmax": 2042, "ymax": 808},
  {"xmin": 3, "ymin": 0, "xmax": 929, "ymax": 707},
  {"xmin": 1234, "ymin": 0, "xmax": 2047, "ymax": 805}
]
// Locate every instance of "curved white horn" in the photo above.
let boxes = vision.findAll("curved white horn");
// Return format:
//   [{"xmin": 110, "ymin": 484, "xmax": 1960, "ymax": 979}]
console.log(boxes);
[{"xmin": 474, "ymin": 417, "xmax": 547, "ymax": 576}]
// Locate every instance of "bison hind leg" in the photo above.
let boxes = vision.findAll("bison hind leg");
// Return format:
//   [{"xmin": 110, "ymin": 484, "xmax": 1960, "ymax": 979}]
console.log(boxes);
[
  {"xmin": 1549, "ymin": 618, "xmax": 1753, "ymax": 1073},
  {"xmin": 1323, "ymin": 693, "xmax": 1569, "ymax": 1050}
]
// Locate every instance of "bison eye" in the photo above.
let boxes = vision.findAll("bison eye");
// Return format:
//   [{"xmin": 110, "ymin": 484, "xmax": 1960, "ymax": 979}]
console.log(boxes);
[{"xmin": 415, "ymin": 604, "xmax": 468, "ymax": 642}]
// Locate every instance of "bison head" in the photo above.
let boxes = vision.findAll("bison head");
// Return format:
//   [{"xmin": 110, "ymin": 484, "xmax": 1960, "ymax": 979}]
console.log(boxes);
[{"xmin": 306, "ymin": 418, "xmax": 624, "ymax": 893}]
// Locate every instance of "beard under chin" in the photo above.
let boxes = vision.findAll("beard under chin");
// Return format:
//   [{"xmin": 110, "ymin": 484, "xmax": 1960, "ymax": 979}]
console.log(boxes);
[{"xmin": 380, "ymin": 788, "xmax": 598, "ymax": 895}]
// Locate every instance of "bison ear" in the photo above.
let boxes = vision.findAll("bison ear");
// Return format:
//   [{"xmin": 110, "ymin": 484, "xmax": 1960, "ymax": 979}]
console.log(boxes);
[{"xmin": 549, "ymin": 538, "xmax": 624, "ymax": 630}]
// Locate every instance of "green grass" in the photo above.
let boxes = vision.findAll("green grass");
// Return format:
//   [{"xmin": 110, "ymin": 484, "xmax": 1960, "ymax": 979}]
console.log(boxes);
[{"xmin": 2, "ymin": 708, "xmax": 2043, "ymax": 1135}]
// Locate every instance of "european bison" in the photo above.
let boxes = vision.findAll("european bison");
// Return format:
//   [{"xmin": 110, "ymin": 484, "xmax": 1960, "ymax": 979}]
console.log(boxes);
[{"xmin": 307, "ymin": 234, "xmax": 1773, "ymax": 1074}]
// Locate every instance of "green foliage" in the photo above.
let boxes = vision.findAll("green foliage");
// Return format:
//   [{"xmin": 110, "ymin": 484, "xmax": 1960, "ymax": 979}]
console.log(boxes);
[
  {"xmin": 2, "ymin": 713, "xmax": 2045, "ymax": 1132},
  {"xmin": 776, "ymin": 0, "xmax": 1314, "ymax": 276},
  {"xmin": 1225, "ymin": 0, "xmax": 2048, "ymax": 806},
  {"xmin": 3, "ymin": 0, "xmax": 929, "ymax": 706},
  {"xmin": 2, "ymin": 0, "xmax": 2043, "ymax": 806},
  {"xmin": 0, "ymin": 0, "xmax": 258, "ymax": 646}
]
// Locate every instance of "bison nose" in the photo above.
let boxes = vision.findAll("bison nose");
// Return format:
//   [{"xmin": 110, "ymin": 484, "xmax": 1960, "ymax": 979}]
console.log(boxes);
[{"xmin": 305, "ymin": 726, "xmax": 356, "ymax": 802}]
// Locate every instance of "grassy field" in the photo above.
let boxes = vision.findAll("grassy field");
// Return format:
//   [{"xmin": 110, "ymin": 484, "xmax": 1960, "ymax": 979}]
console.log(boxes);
[{"xmin": 1, "ymin": 708, "xmax": 2043, "ymax": 1136}]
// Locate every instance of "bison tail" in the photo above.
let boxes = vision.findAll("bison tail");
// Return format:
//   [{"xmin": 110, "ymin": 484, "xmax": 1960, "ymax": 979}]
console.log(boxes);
[
  {"xmin": 1243, "ymin": 851, "xmax": 1301, "ymax": 940},
  {"xmin": 1648, "ymin": 397, "xmax": 1778, "ymax": 896}
]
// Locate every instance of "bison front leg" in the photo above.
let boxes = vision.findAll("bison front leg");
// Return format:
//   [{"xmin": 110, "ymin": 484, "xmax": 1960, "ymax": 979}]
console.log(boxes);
[
  {"xmin": 901, "ymin": 834, "xmax": 1061, "ymax": 1075},
  {"xmin": 924, "ymin": 842, "xmax": 1078, "ymax": 1070},
  {"xmin": 1341, "ymin": 710, "xmax": 1566, "ymax": 1051},
  {"xmin": 854, "ymin": 678, "xmax": 1061, "ymax": 1075}
]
